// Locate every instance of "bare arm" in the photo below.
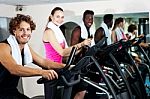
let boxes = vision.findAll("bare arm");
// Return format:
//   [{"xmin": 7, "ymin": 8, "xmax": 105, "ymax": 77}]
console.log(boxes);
[
  {"xmin": 111, "ymin": 30, "xmax": 117, "ymax": 43},
  {"xmin": 0, "ymin": 43, "xmax": 58, "ymax": 80},
  {"xmin": 139, "ymin": 42, "xmax": 149, "ymax": 48},
  {"xmin": 43, "ymin": 29, "xmax": 73, "ymax": 56},
  {"xmin": 43, "ymin": 29, "xmax": 91, "ymax": 57}
]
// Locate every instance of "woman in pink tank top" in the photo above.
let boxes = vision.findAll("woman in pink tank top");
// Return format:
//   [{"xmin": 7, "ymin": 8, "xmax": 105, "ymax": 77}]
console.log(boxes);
[
  {"xmin": 43, "ymin": 7, "xmax": 91, "ymax": 64},
  {"xmin": 43, "ymin": 41, "xmax": 65, "ymax": 63},
  {"xmin": 42, "ymin": 7, "xmax": 92, "ymax": 99}
]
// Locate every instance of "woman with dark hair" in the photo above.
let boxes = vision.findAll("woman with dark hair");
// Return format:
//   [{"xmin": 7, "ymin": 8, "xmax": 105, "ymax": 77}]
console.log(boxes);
[
  {"xmin": 42, "ymin": 7, "xmax": 91, "ymax": 99},
  {"xmin": 43, "ymin": 7, "xmax": 91, "ymax": 63},
  {"xmin": 111, "ymin": 17, "xmax": 127, "ymax": 43},
  {"xmin": 128, "ymin": 24, "xmax": 148, "ymax": 47},
  {"xmin": 127, "ymin": 24, "xmax": 149, "ymax": 82}
]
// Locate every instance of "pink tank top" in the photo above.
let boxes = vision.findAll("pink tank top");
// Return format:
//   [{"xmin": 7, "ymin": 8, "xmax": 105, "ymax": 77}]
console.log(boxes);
[{"xmin": 43, "ymin": 41, "xmax": 65, "ymax": 63}]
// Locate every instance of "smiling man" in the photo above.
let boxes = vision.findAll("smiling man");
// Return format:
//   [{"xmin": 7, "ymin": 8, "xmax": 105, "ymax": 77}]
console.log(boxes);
[
  {"xmin": 71, "ymin": 10, "xmax": 95, "ymax": 46},
  {"xmin": 0, "ymin": 14, "xmax": 65, "ymax": 99},
  {"xmin": 70, "ymin": 10, "xmax": 95, "ymax": 99}
]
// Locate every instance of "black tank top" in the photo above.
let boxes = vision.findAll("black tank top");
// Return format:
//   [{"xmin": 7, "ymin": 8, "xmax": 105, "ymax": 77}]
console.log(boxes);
[{"xmin": 0, "ymin": 40, "xmax": 20, "ymax": 95}]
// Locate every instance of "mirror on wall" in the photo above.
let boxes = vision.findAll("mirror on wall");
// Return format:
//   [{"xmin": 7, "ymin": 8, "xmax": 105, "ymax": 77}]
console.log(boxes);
[
  {"xmin": 60, "ymin": 12, "xmax": 149, "ymax": 44},
  {"xmin": 0, "ymin": 17, "xmax": 10, "ymax": 42},
  {"xmin": 60, "ymin": 21, "xmax": 78, "ymax": 46},
  {"xmin": 95, "ymin": 12, "xmax": 149, "ymax": 42}
]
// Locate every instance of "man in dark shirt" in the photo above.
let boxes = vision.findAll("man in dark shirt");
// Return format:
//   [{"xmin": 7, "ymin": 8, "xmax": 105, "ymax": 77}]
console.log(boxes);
[
  {"xmin": 71, "ymin": 10, "xmax": 94, "ymax": 46},
  {"xmin": 0, "ymin": 14, "xmax": 65, "ymax": 99}
]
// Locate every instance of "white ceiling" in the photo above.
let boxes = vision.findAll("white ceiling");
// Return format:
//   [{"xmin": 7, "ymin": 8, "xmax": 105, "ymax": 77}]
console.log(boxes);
[
  {"xmin": 0, "ymin": 0, "xmax": 148, "ymax": 19},
  {"xmin": 0, "ymin": 0, "xmax": 100, "ymax": 6}
]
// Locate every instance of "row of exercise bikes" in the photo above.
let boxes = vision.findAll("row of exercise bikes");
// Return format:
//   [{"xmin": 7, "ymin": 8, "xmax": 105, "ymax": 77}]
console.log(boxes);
[{"xmin": 37, "ymin": 36, "xmax": 150, "ymax": 99}]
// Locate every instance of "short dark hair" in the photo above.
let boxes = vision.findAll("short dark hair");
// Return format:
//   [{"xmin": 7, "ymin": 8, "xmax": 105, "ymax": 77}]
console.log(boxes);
[
  {"xmin": 128, "ymin": 24, "xmax": 137, "ymax": 33},
  {"xmin": 103, "ymin": 14, "xmax": 113, "ymax": 22},
  {"xmin": 83, "ymin": 10, "xmax": 94, "ymax": 19}
]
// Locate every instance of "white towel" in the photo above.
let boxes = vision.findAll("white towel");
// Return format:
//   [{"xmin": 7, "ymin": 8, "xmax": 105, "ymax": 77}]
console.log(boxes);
[
  {"xmin": 101, "ymin": 22, "xmax": 112, "ymax": 45},
  {"xmin": 7, "ymin": 35, "xmax": 33, "ymax": 65},
  {"xmin": 47, "ymin": 22, "xmax": 68, "ymax": 48},
  {"xmin": 80, "ymin": 21, "xmax": 95, "ymax": 46},
  {"xmin": 80, "ymin": 21, "xmax": 95, "ymax": 39},
  {"xmin": 128, "ymin": 32, "xmax": 136, "ymax": 40}
]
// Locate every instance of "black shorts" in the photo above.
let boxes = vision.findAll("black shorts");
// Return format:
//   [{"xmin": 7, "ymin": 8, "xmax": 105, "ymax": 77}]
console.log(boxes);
[
  {"xmin": 0, "ymin": 91, "xmax": 30, "ymax": 99},
  {"xmin": 0, "ymin": 93, "xmax": 30, "ymax": 99},
  {"xmin": 71, "ymin": 80, "xmax": 88, "ymax": 98}
]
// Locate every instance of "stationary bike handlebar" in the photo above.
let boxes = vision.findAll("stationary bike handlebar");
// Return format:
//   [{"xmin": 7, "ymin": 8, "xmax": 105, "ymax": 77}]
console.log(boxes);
[
  {"xmin": 119, "ymin": 36, "xmax": 145, "ymax": 48},
  {"xmin": 60, "ymin": 74, "xmax": 80, "ymax": 86},
  {"xmin": 37, "ymin": 47, "xmax": 80, "ymax": 86}
]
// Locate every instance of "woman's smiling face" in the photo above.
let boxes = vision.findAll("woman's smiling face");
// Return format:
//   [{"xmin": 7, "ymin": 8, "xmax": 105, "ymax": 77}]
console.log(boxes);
[{"xmin": 51, "ymin": 10, "xmax": 64, "ymax": 26}]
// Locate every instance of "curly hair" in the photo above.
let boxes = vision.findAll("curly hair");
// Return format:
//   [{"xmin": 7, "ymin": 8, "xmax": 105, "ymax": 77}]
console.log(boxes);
[{"xmin": 9, "ymin": 14, "xmax": 36, "ymax": 35}]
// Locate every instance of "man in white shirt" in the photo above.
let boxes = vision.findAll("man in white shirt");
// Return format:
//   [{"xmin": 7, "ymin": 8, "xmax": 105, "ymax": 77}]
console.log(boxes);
[{"xmin": 95, "ymin": 14, "xmax": 113, "ymax": 46}]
